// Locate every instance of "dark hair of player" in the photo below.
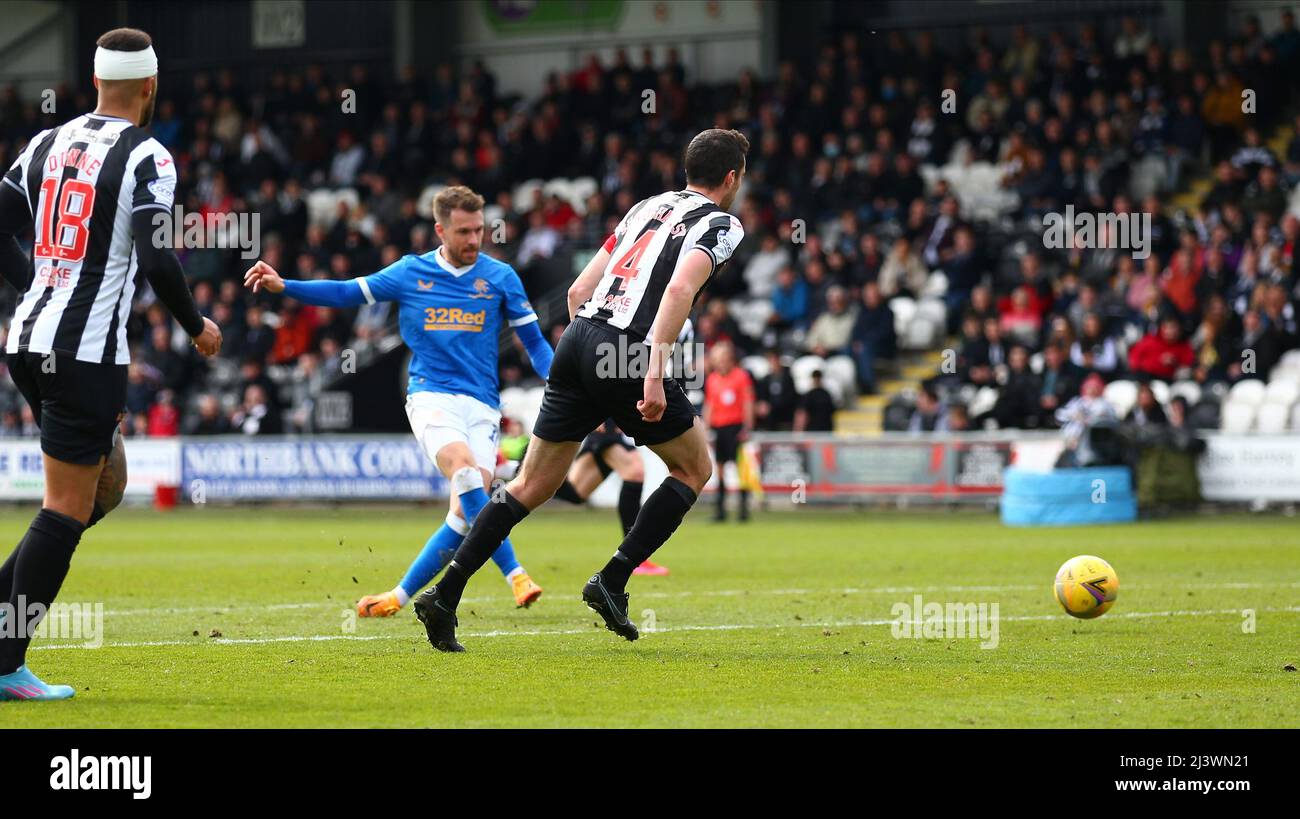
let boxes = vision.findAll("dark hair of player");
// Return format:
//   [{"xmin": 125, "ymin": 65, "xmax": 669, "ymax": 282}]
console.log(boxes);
[
  {"xmin": 683, "ymin": 128, "xmax": 750, "ymax": 188},
  {"xmin": 96, "ymin": 27, "xmax": 153, "ymax": 51}
]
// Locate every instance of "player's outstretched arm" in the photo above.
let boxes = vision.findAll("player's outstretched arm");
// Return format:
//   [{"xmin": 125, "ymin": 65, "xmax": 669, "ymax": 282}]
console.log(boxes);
[
  {"xmin": 131, "ymin": 209, "xmax": 221, "ymax": 356},
  {"xmin": 0, "ymin": 181, "xmax": 33, "ymax": 292},
  {"xmin": 243, "ymin": 259, "xmax": 372, "ymax": 308},
  {"xmin": 513, "ymin": 320, "xmax": 554, "ymax": 379},
  {"xmin": 639, "ymin": 248, "xmax": 713, "ymax": 422}
]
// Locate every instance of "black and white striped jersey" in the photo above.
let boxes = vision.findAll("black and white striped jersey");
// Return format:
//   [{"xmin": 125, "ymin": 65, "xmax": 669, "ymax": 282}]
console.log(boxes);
[
  {"xmin": 578, "ymin": 189, "xmax": 744, "ymax": 341},
  {"xmin": 3, "ymin": 113, "xmax": 177, "ymax": 365}
]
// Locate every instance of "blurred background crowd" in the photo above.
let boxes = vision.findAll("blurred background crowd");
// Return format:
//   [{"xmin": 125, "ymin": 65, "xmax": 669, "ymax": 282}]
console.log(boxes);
[{"xmin": 1, "ymin": 9, "xmax": 1298, "ymax": 438}]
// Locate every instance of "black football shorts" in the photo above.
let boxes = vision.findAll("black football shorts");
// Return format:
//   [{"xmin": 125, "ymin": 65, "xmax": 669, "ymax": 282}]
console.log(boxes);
[
  {"xmin": 533, "ymin": 318, "xmax": 696, "ymax": 448},
  {"xmin": 7, "ymin": 351, "xmax": 127, "ymax": 465}
]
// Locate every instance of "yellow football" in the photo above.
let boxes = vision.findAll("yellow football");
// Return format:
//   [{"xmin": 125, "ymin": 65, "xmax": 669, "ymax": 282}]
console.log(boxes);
[{"xmin": 1054, "ymin": 555, "xmax": 1119, "ymax": 619}]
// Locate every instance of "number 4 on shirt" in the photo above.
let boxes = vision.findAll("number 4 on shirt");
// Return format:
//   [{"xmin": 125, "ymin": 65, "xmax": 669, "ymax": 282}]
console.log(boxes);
[{"xmin": 611, "ymin": 228, "xmax": 656, "ymax": 283}]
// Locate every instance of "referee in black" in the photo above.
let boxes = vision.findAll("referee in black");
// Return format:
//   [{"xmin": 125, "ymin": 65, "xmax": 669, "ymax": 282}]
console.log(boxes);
[{"xmin": 0, "ymin": 28, "xmax": 220, "ymax": 700}]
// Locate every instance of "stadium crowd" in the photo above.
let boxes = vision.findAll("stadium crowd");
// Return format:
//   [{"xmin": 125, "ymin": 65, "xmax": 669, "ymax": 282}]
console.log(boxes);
[{"xmin": 1, "ymin": 11, "xmax": 1298, "ymax": 438}]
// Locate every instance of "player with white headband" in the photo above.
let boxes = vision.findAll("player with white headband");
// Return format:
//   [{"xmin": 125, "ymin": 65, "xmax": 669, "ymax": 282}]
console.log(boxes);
[{"xmin": 0, "ymin": 28, "xmax": 220, "ymax": 701}]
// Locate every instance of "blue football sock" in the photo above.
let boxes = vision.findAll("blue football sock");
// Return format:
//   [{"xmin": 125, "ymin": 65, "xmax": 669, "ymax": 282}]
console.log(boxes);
[
  {"xmin": 490, "ymin": 536, "xmax": 522, "ymax": 578},
  {"xmin": 398, "ymin": 514, "xmax": 467, "ymax": 599},
  {"xmin": 457, "ymin": 484, "xmax": 524, "ymax": 579}
]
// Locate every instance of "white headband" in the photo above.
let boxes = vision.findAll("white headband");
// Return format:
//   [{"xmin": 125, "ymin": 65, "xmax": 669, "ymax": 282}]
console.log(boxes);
[{"xmin": 94, "ymin": 46, "xmax": 158, "ymax": 80}]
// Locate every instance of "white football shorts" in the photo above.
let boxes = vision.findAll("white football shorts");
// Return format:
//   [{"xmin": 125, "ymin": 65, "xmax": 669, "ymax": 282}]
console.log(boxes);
[{"xmin": 405, "ymin": 391, "xmax": 501, "ymax": 474}]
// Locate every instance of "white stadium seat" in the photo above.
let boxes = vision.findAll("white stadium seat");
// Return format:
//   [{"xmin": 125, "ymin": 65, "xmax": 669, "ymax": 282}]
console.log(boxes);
[
  {"xmin": 921, "ymin": 271, "xmax": 949, "ymax": 298},
  {"xmin": 1149, "ymin": 380, "xmax": 1170, "ymax": 406},
  {"xmin": 1264, "ymin": 378, "xmax": 1300, "ymax": 407},
  {"xmin": 511, "ymin": 179, "xmax": 545, "ymax": 212},
  {"xmin": 306, "ymin": 189, "xmax": 337, "ymax": 227},
  {"xmin": 741, "ymin": 355, "xmax": 771, "ymax": 381},
  {"xmin": 969, "ymin": 386, "xmax": 999, "ymax": 418},
  {"xmin": 1256, "ymin": 402, "xmax": 1290, "ymax": 434},
  {"xmin": 1103, "ymin": 380, "xmax": 1138, "ymax": 418},
  {"xmin": 1221, "ymin": 401, "xmax": 1257, "ymax": 434},
  {"xmin": 1169, "ymin": 380, "xmax": 1202, "ymax": 406},
  {"xmin": 570, "ymin": 176, "xmax": 598, "ymax": 202},
  {"xmin": 791, "ymin": 355, "xmax": 828, "ymax": 394},
  {"xmin": 1228, "ymin": 379, "xmax": 1268, "ymax": 407},
  {"xmin": 889, "ymin": 297, "xmax": 917, "ymax": 337},
  {"xmin": 901, "ymin": 317, "xmax": 940, "ymax": 350},
  {"xmin": 916, "ymin": 297, "xmax": 947, "ymax": 328},
  {"xmin": 416, "ymin": 184, "xmax": 445, "ymax": 220},
  {"xmin": 824, "ymin": 355, "xmax": 859, "ymax": 401}
]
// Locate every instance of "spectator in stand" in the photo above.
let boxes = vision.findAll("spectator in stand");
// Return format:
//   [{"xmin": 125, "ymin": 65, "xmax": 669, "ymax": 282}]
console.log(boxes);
[
  {"xmin": 907, "ymin": 384, "xmax": 949, "ymax": 433},
  {"xmin": 939, "ymin": 226, "xmax": 980, "ymax": 326},
  {"xmin": 999, "ymin": 286, "xmax": 1044, "ymax": 348},
  {"xmin": 982, "ymin": 345, "xmax": 1045, "ymax": 428},
  {"xmin": 804, "ymin": 286, "xmax": 857, "ymax": 358},
  {"xmin": 1071, "ymin": 312, "xmax": 1121, "ymax": 377},
  {"xmin": 794, "ymin": 370, "xmax": 836, "ymax": 432},
  {"xmin": 187, "ymin": 394, "xmax": 232, "ymax": 435},
  {"xmin": 1039, "ymin": 343, "xmax": 1084, "ymax": 427},
  {"xmin": 232, "ymin": 383, "xmax": 283, "ymax": 436},
  {"xmin": 147, "ymin": 390, "xmax": 181, "ymax": 437},
  {"xmin": 1125, "ymin": 383, "xmax": 1168, "ymax": 427},
  {"xmin": 744, "ymin": 233, "xmax": 790, "ymax": 299},
  {"xmin": 956, "ymin": 314, "xmax": 993, "ymax": 386},
  {"xmin": 702, "ymin": 342, "xmax": 755, "ymax": 523},
  {"xmin": 1055, "ymin": 372, "xmax": 1119, "ymax": 457},
  {"xmin": 238, "ymin": 304, "xmax": 276, "ymax": 362},
  {"xmin": 1232, "ymin": 309, "xmax": 1285, "ymax": 382},
  {"xmin": 768, "ymin": 265, "xmax": 809, "ymax": 333},
  {"xmin": 849, "ymin": 281, "xmax": 895, "ymax": 393},
  {"xmin": 1129, "ymin": 316, "xmax": 1195, "ymax": 381},
  {"xmin": 877, "ymin": 235, "xmax": 928, "ymax": 298},
  {"xmin": 754, "ymin": 349, "xmax": 797, "ymax": 432}
]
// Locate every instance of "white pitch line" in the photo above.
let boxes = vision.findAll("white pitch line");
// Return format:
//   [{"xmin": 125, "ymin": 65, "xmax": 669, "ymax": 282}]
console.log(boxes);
[
  {"xmin": 29, "ymin": 605, "xmax": 1300, "ymax": 652},
  {"xmin": 96, "ymin": 580, "xmax": 1300, "ymax": 618}
]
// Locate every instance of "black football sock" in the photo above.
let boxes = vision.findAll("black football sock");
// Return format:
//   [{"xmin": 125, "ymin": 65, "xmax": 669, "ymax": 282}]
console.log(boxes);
[
  {"xmin": 739, "ymin": 489, "xmax": 750, "ymax": 519},
  {"xmin": 553, "ymin": 480, "xmax": 583, "ymax": 504},
  {"xmin": 0, "ymin": 509, "xmax": 85, "ymax": 674},
  {"xmin": 86, "ymin": 503, "xmax": 108, "ymax": 528},
  {"xmin": 436, "ymin": 491, "xmax": 529, "ymax": 610},
  {"xmin": 0, "ymin": 545, "xmax": 17, "ymax": 605},
  {"xmin": 599, "ymin": 477, "xmax": 697, "ymax": 592},
  {"xmin": 617, "ymin": 480, "xmax": 643, "ymax": 536},
  {"xmin": 715, "ymin": 469, "xmax": 727, "ymax": 516}
]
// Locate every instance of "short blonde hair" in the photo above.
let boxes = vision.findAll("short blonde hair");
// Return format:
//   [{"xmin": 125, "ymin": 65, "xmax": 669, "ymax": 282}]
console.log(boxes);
[{"xmin": 433, "ymin": 185, "xmax": 485, "ymax": 225}]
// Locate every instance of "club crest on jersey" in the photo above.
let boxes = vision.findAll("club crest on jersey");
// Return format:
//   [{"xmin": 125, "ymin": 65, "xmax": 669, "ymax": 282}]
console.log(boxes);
[
  {"xmin": 670, "ymin": 222, "xmax": 687, "ymax": 238},
  {"xmin": 147, "ymin": 177, "xmax": 174, "ymax": 203},
  {"xmin": 470, "ymin": 277, "xmax": 494, "ymax": 299},
  {"xmin": 417, "ymin": 279, "xmax": 435, "ymax": 290},
  {"xmin": 716, "ymin": 229, "xmax": 734, "ymax": 258}
]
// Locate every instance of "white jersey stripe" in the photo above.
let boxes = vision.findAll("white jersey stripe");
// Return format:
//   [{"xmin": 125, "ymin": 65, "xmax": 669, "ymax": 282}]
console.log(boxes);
[
  {"xmin": 6, "ymin": 114, "xmax": 175, "ymax": 365},
  {"xmin": 357, "ymin": 278, "xmax": 376, "ymax": 304}
]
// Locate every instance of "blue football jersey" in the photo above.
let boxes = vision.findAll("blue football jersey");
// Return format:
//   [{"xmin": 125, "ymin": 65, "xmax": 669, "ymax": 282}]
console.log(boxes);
[{"xmin": 357, "ymin": 249, "xmax": 537, "ymax": 407}]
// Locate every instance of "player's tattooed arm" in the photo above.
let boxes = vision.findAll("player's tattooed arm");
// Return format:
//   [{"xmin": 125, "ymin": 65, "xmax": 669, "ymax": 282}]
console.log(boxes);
[{"xmin": 95, "ymin": 430, "xmax": 128, "ymax": 516}]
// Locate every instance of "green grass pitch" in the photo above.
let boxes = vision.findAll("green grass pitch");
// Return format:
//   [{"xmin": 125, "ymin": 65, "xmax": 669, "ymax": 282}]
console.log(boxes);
[{"xmin": 2, "ymin": 505, "xmax": 1296, "ymax": 728}]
